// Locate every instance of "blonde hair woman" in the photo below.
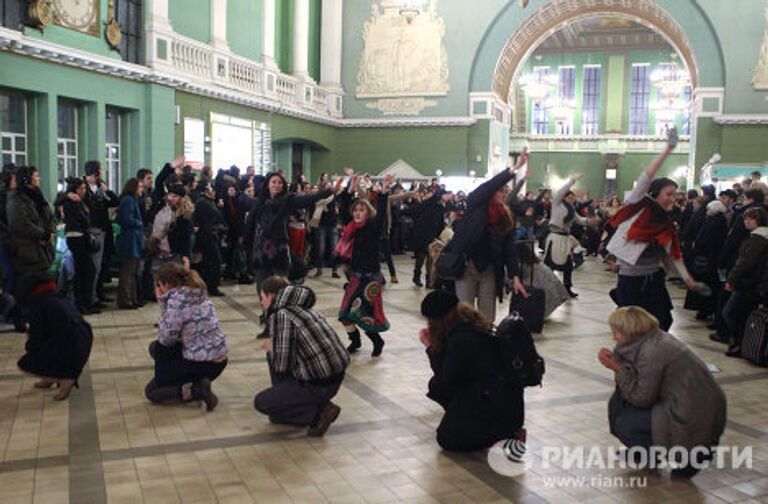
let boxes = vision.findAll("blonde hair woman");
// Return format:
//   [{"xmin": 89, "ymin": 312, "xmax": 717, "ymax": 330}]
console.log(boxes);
[{"xmin": 598, "ymin": 307, "xmax": 726, "ymax": 477}]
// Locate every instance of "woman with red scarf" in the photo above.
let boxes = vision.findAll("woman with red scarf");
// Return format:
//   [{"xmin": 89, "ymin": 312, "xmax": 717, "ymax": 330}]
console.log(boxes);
[
  {"xmin": 606, "ymin": 128, "xmax": 704, "ymax": 330},
  {"xmin": 447, "ymin": 150, "xmax": 530, "ymax": 322},
  {"xmin": 337, "ymin": 176, "xmax": 392, "ymax": 357}
]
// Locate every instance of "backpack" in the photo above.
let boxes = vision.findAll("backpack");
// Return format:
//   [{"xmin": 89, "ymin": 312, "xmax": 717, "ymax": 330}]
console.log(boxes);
[{"xmin": 495, "ymin": 311, "xmax": 545, "ymax": 387}]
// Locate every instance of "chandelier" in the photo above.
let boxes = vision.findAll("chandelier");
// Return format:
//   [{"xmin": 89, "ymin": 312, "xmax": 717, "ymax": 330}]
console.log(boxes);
[
  {"xmin": 547, "ymin": 97, "xmax": 577, "ymax": 120},
  {"xmin": 650, "ymin": 57, "xmax": 691, "ymax": 99},
  {"xmin": 519, "ymin": 72, "xmax": 558, "ymax": 100},
  {"xmin": 650, "ymin": 98, "xmax": 689, "ymax": 121}
]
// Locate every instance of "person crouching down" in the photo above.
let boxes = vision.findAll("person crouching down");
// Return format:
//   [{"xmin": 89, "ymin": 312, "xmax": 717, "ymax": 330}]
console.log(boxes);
[
  {"xmin": 144, "ymin": 262, "xmax": 227, "ymax": 411},
  {"xmin": 419, "ymin": 290, "xmax": 524, "ymax": 452},
  {"xmin": 598, "ymin": 306, "xmax": 726, "ymax": 477},
  {"xmin": 17, "ymin": 274, "xmax": 93, "ymax": 400},
  {"xmin": 254, "ymin": 276, "xmax": 349, "ymax": 436}
]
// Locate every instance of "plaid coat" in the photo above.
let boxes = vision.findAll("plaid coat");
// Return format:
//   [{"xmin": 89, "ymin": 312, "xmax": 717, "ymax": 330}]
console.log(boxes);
[{"xmin": 268, "ymin": 285, "xmax": 349, "ymax": 382}]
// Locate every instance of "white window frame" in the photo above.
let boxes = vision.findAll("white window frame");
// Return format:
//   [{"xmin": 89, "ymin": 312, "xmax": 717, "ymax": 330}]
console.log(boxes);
[
  {"xmin": 1, "ymin": 93, "xmax": 27, "ymax": 166},
  {"xmin": 57, "ymin": 104, "xmax": 78, "ymax": 188},
  {"xmin": 581, "ymin": 64, "xmax": 601, "ymax": 136},
  {"xmin": 105, "ymin": 109, "xmax": 121, "ymax": 192}
]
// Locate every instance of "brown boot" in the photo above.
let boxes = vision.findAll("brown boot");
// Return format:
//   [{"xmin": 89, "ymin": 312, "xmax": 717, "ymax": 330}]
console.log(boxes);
[{"xmin": 54, "ymin": 379, "xmax": 77, "ymax": 401}]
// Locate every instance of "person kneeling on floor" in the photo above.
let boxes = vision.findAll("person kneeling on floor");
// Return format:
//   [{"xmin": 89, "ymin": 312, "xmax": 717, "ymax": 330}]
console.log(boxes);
[
  {"xmin": 254, "ymin": 276, "xmax": 349, "ymax": 436},
  {"xmin": 144, "ymin": 262, "xmax": 228, "ymax": 411},
  {"xmin": 598, "ymin": 306, "xmax": 726, "ymax": 478},
  {"xmin": 419, "ymin": 290, "xmax": 525, "ymax": 452}
]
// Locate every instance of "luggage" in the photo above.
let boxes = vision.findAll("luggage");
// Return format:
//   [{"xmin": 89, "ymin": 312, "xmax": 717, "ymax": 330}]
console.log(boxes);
[
  {"xmin": 741, "ymin": 307, "xmax": 768, "ymax": 366},
  {"xmin": 509, "ymin": 240, "xmax": 546, "ymax": 333}
]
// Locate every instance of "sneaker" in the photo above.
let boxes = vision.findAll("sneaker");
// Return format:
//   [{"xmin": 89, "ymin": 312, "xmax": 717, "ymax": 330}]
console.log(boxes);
[
  {"xmin": 196, "ymin": 378, "xmax": 219, "ymax": 411},
  {"xmin": 308, "ymin": 402, "xmax": 341, "ymax": 437}
]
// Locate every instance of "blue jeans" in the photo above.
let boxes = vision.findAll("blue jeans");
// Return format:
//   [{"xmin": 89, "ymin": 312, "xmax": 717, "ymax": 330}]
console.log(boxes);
[
  {"xmin": 312, "ymin": 226, "xmax": 338, "ymax": 272},
  {"xmin": 722, "ymin": 291, "xmax": 761, "ymax": 346}
]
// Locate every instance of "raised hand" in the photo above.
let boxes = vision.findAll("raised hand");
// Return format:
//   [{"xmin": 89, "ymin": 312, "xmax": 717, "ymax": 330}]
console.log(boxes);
[
  {"xmin": 343, "ymin": 167, "xmax": 354, "ymax": 177},
  {"xmin": 572, "ymin": 172, "xmax": 584, "ymax": 181},
  {"xmin": 333, "ymin": 175, "xmax": 345, "ymax": 195},
  {"xmin": 667, "ymin": 127, "xmax": 678, "ymax": 150},
  {"xmin": 171, "ymin": 155, "xmax": 186, "ymax": 169}
]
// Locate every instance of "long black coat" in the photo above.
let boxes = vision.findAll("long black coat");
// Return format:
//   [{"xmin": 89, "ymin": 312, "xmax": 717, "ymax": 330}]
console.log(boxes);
[
  {"xmin": 406, "ymin": 194, "xmax": 445, "ymax": 252},
  {"xmin": 17, "ymin": 290, "xmax": 93, "ymax": 380},
  {"xmin": 692, "ymin": 213, "xmax": 728, "ymax": 282},
  {"xmin": 426, "ymin": 322, "xmax": 524, "ymax": 451}
]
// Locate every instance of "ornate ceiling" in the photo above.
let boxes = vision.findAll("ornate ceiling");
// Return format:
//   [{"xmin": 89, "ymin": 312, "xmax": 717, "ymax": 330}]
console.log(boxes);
[{"xmin": 536, "ymin": 16, "xmax": 672, "ymax": 55}]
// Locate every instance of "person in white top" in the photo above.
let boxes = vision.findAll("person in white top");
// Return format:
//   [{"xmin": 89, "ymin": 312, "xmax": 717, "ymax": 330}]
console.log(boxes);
[
  {"xmin": 544, "ymin": 172, "xmax": 590, "ymax": 297},
  {"xmin": 605, "ymin": 128, "xmax": 705, "ymax": 330}
]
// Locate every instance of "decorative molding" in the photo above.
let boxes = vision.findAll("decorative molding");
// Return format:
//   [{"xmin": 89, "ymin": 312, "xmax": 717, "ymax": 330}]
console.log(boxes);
[
  {"xmin": 493, "ymin": 0, "xmax": 700, "ymax": 103},
  {"xmin": 712, "ymin": 115, "xmax": 768, "ymax": 125},
  {"xmin": 693, "ymin": 87, "xmax": 724, "ymax": 118},
  {"xmin": 365, "ymin": 97, "xmax": 437, "ymax": 116},
  {"xmin": 341, "ymin": 117, "xmax": 476, "ymax": 128},
  {"xmin": 509, "ymin": 133, "xmax": 691, "ymax": 154},
  {"xmin": 469, "ymin": 92, "xmax": 511, "ymax": 127}
]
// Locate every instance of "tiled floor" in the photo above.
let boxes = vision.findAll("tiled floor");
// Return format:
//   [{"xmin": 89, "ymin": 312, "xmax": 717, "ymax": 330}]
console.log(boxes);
[{"xmin": 1, "ymin": 256, "xmax": 767, "ymax": 503}]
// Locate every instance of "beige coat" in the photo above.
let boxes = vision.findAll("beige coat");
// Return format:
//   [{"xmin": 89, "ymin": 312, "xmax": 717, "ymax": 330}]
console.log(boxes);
[{"xmin": 613, "ymin": 329, "xmax": 726, "ymax": 450}]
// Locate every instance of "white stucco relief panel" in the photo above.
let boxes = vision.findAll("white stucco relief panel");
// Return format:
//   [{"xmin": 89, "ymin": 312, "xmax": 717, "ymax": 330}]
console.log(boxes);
[{"xmin": 356, "ymin": 0, "xmax": 449, "ymax": 115}]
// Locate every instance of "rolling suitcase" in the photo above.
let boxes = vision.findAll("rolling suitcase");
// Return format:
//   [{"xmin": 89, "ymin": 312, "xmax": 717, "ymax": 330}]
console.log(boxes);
[
  {"xmin": 741, "ymin": 307, "xmax": 768, "ymax": 366},
  {"xmin": 509, "ymin": 240, "xmax": 546, "ymax": 333}
]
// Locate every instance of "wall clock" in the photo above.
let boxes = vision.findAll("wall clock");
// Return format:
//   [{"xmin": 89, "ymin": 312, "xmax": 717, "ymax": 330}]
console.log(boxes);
[{"xmin": 52, "ymin": 0, "xmax": 100, "ymax": 35}]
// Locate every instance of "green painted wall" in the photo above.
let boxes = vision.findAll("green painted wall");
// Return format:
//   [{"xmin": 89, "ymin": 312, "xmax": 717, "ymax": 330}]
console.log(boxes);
[
  {"xmin": 308, "ymin": 0, "xmax": 322, "ymax": 82},
  {"xmin": 227, "ymin": 0, "xmax": 262, "ymax": 61},
  {"xmin": 524, "ymin": 151, "xmax": 688, "ymax": 198},
  {"xmin": 336, "ymin": 127, "xmax": 470, "ymax": 177},
  {"xmin": 467, "ymin": 121, "xmax": 490, "ymax": 176},
  {"xmin": 720, "ymin": 125, "xmax": 768, "ymax": 163},
  {"xmin": 169, "ymin": 0, "xmax": 212, "ymax": 43},
  {"xmin": 275, "ymin": 0, "xmax": 294, "ymax": 75},
  {"xmin": 0, "ymin": 51, "xmax": 174, "ymax": 200},
  {"xmin": 697, "ymin": 0, "xmax": 768, "ymax": 113},
  {"xmin": 605, "ymin": 55, "xmax": 625, "ymax": 132}
]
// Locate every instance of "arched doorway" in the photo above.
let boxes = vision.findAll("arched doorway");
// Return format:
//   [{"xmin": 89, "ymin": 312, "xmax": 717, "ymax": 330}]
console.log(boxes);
[{"xmin": 491, "ymin": 0, "xmax": 701, "ymax": 105}]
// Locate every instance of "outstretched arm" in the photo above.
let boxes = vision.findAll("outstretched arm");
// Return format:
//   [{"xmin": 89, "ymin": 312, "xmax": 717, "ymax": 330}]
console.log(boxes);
[{"xmin": 644, "ymin": 127, "xmax": 678, "ymax": 180}]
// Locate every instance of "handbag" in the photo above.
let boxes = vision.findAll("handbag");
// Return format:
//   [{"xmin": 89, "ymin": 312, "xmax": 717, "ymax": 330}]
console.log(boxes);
[{"xmin": 435, "ymin": 250, "xmax": 466, "ymax": 280}]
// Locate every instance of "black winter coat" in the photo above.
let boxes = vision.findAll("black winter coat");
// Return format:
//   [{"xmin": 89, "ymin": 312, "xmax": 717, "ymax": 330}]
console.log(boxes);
[
  {"xmin": 406, "ymin": 194, "xmax": 446, "ymax": 251},
  {"xmin": 426, "ymin": 321, "xmax": 524, "ymax": 452},
  {"xmin": 718, "ymin": 203, "xmax": 764, "ymax": 271},
  {"xmin": 448, "ymin": 169, "xmax": 521, "ymax": 300},
  {"xmin": 84, "ymin": 183, "xmax": 119, "ymax": 232},
  {"xmin": 63, "ymin": 197, "xmax": 91, "ymax": 235},
  {"xmin": 193, "ymin": 196, "xmax": 225, "ymax": 238},
  {"xmin": 349, "ymin": 193, "xmax": 388, "ymax": 274},
  {"xmin": 692, "ymin": 213, "xmax": 727, "ymax": 281},
  {"xmin": 727, "ymin": 228, "xmax": 768, "ymax": 297},
  {"xmin": 17, "ymin": 290, "xmax": 93, "ymax": 380}
]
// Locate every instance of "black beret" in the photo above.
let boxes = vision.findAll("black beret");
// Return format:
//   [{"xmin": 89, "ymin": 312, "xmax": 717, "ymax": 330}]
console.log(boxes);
[{"xmin": 420, "ymin": 290, "xmax": 459, "ymax": 319}]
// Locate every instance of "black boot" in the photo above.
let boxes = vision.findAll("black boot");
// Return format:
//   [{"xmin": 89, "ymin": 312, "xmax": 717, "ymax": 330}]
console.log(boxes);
[
  {"xmin": 566, "ymin": 288, "xmax": 578, "ymax": 298},
  {"xmin": 193, "ymin": 378, "xmax": 219, "ymax": 411},
  {"xmin": 412, "ymin": 272, "xmax": 423, "ymax": 287},
  {"xmin": 347, "ymin": 329, "xmax": 362, "ymax": 353},
  {"xmin": 366, "ymin": 331, "xmax": 385, "ymax": 357}
]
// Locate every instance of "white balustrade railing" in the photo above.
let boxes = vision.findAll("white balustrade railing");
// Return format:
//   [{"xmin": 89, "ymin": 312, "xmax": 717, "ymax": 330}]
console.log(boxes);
[
  {"xmin": 170, "ymin": 36, "xmax": 212, "ymax": 79},
  {"xmin": 228, "ymin": 56, "xmax": 262, "ymax": 93},
  {"xmin": 160, "ymin": 31, "xmax": 341, "ymax": 117}
]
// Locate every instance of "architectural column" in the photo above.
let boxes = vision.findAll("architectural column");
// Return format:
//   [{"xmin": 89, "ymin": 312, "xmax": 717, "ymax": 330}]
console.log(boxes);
[
  {"xmin": 145, "ymin": 0, "xmax": 174, "ymax": 68},
  {"xmin": 211, "ymin": 0, "xmax": 230, "ymax": 51},
  {"xmin": 261, "ymin": 0, "xmax": 278, "ymax": 69},
  {"xmin": 292, "ymin": 0, "xmax": 311, "ymax": 80},
  {"xmin": 320, "ymin": 0, "xmax": 343, "ymax": 91}
]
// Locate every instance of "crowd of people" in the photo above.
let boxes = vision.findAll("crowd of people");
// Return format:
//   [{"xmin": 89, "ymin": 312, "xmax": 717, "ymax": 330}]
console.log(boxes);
[{"xmin": 3, "ymin": 127, "xmax": 766, "ymax": 475}]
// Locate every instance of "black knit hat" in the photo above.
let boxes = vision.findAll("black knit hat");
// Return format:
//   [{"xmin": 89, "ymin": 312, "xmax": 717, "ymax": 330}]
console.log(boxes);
[
  {"xmin": 168, "ymin": 184, "xmax": 187, "ymax": 197},
  {"xmin": 420, "ymin": 290, "xmax": 459, "ymax": 319}
]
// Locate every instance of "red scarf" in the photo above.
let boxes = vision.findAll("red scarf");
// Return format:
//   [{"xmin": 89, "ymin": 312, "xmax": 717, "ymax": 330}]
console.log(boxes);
[
  {"xmin": 606, "ymin": 197, "xmax": 682, "ymax": 260},
  {"xmin": 28, "ymin": 280, "xmax": 57, "ymax": 300},
  {"xmin": 335, "ymin": 220, "xmax": 366, "ymax": 261},
  {"xmin": 487, "ymin": 200, "xmax": 506, "ymax": 227}
]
